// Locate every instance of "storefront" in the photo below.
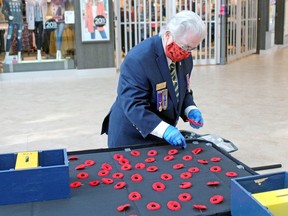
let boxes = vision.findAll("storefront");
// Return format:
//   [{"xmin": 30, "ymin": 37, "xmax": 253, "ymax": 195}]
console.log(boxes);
[
  {"xmin": 0, "ymin": 0, "xmax": 115, "ymax": 72},
  {"xmin": 1, "ymin": 0, "xmax": 287, "ymax": 73}
]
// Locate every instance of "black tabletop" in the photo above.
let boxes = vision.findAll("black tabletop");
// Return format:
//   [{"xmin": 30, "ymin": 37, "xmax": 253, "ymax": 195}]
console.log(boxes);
[{"xmin": 0, "ymin": 140, "xmax": 256, "ymax": 216}]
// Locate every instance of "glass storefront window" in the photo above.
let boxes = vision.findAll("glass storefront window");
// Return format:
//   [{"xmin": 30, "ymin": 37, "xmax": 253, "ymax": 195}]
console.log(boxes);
[
  {"xmin": 285, "ymin": 0, "xmax": 288, "ymax": 36},
  {"xmin": 269, "ymin": 0, "xmax": 276, "ymax": 32},
  {"xmin": 0, "ymin": 0, "xmax": 75, "ymax": 68}
]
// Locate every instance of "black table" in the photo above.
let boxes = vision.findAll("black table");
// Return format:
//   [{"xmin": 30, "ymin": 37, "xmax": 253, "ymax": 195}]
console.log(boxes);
[{"xmin": 0, "ymin": 140, "xmax": 256, "ymax": 216}]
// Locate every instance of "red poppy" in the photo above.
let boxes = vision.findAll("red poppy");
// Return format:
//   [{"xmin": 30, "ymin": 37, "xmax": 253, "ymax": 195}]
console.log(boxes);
[
  {"xmin": 114, "ymin": 181, "xmax": 126, "ymax": 189},
  {"xmin": 192, "ymin": 148, "xmax": 203, "ymax": 155},
  {"xmin": 146, "ymin": 202, "xmax": 161, "ymax": 210},
  {"xmin": 147, "ymin": 150, "xmax": 158, "ymax": 156},
  {"xmin": 89, "ymin": 180, "xmax": 100, "ymax": 187},
  {"xmin": 70, "ymin": 181, "xmax": 82, "ymax": 188},
  {"xmin": 178, "ymin": 193, "xmax": 192, "ymax": 202},
  {"xmin": 188, "ymin": 167, "xmax": 200, "ymax": 173},
  {"xmin": 113, "ymin": 153, "xmax": 124, "ymax": 161},
  {"xmin": 207, "ymin": 181, "xmax": 220, "ymax": 186},
  {"xmin": 130, "ymin": 150, "xmax": 141, "ymax": 156},
  {"xmin": 131, "ymin": 173, "xmax": 143, "ymax": 182},
  {"xmin": 197, "ymin": 159, "xmax": 208, "ymax": 164},
  {"xmin": 163, "ymin": 155, "xmax": 174, "ymax": 161},
  {"xmin": 75, "ymin": 164, "xmax": 86, "ymax": 170},
  {"xmin": 135, "ymin": 163, "xmax": 146, "ymax": 169},
  {"xmin": 226, "ymin": 172, "xmax": 238, "ymax": 177},
  {"xmin": 77, "ymin": 172, "xmax": 89, "ymax": 179},
  {"xmin": 168, "ymin": 149, "xmax": 178, "ymax": 155},
  {"xmin": 179, "ymin": 182, "xmax": 192, "ymax": 189},
  {"xmin": 182, "ymin": 155, "xmax": 193, "ymax": 161},
  {"xmin": 160, "ymin": 173, "xmax": 173, "ymax": 181},
  {"xmin": 210, "ymin": 195, "xmax": 224, "ymax": 204},
  {"xmin": 173, "ymin": 163, "xmax": 184, "ymax": 169},
  {"xmin": 193, "ymin": 204, "xmax": 207, "ymax": 210},
  {"xmin": 117, "ymin": 204, "xmax": 130, "ymax": 212},
  {"xmin": 84, "ymin": 160, "xmax": 95, "ymax": 166},
  {"xmin": 210, "ymin": 157, "xmax": 222, "ymax": 162},
  {"xmin": 68, "ymin": 156, "xmax": 78, "ymax": 161},
  {"xmin": 112, "ymin": 172, "xmax": 124, "ymax": 179},
  {"xmin": 128, "ymin": 191, "xmax": 142, "ymax": 201},
  {"xmin": 152, "ymin": 182, "xmax": 166, "ymax": 191},
  {"xmin": 145, "ymin": 157, "xmax": 155, "ymax": 163},
  {"xmin": 210, "ymin": 166, "xmax": 222, "ymax": 173},
  {"xmin": 180, "ymin": 172, "xmax": 192, "ymax": 179},
  {"xmin": 118, "ymin": 158, "xmax": 130, "ymax": 165},
  {"xmin": 101, "ymin": 163, "xmax": 113, "ymax": 170},
  {"xmin": 98, "ymin": 170, "xmax": 110, "ymax": 177},
  {"xmin": 146, "ymin": 166, "xmax": 158, "ymax": 172},
  {"xmin": 167, "ymin": 201, "xmax": 181, "ymax": 211},
  {"xmin": 121, "ymin": 164, "xmax": 132, "ymax": 171},
  {"xmin": 102, "ymin": 178, "xmax": 114, "ymax": 184}
]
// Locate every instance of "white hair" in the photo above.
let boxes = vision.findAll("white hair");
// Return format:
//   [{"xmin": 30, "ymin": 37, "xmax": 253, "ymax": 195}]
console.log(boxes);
[{"xmin": 159, "ymin": 10, "xmax": 207, "ymax": 41}]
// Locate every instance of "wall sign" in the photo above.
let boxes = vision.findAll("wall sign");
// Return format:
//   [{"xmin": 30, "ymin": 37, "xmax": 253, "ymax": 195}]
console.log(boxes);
[
  {"xmin": 80, "ymin": 0, "xmax": 110, "ymax": 42},
  {"xmin": 45, "ymin": 19, "xmax": 58, "ymax": 30}
]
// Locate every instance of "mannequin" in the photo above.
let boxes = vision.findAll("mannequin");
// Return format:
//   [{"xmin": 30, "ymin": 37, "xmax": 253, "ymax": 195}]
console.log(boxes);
[
  {"xmin": 2, "ymin": 0, "xmax": 23, "ymax": 63},
  {"xmin": 51, "ymin": 0, "xmax": 65, "ymax": 60},
  {"xmin": 26, "ymin": 0, "xmax": 47, "ymax": 61}
]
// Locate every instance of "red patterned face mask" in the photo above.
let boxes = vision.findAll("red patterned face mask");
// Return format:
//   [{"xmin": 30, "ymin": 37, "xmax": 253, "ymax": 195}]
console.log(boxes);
[{"xmin": 165, "ymin": 42, "xmax": 191, "ymax": 62}]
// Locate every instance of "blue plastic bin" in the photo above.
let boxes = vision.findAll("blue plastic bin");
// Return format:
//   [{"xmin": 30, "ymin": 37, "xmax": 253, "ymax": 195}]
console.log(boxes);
[
  {"xmin": 231, "ymin": 172, "xmax": 288, "ymax": 216},
  {"xmin": 0, "ymin": 149, "xmax": 71, "ymax": 205}
]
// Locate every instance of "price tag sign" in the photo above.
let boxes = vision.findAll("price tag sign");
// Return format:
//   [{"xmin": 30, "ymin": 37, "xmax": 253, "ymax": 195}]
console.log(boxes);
[
  {"xmin": 94, "ymin": 15, "xmax": 106, "ymax": 27},
  {"xmin": 65, "ymin": 11, "xmax": 75, "ymax": 24},
  {"xmin": 45, "ymin": 19, "xmax": 57, "ymax": 30}
]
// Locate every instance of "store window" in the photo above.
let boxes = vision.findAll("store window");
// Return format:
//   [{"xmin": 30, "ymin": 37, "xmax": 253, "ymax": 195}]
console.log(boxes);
[
  {"xmin": 0, "ymin": 0, "xmax": 75, "ymax": 69},
  {"xmin": 269, "ymin": 0, "xmax": 276, "ymax": 32},
  {"xmin": 285, "ymin": 0, "xmax": 288, "ymax": 36}
]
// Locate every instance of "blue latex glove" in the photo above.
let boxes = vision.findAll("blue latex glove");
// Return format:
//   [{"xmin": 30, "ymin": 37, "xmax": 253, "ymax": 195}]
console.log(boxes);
[
  {"xmin": 188, "ymin": 109, "xmax": 204, "ymax": 129},
  {"xmin": 163, "ymin": 125, "xmax": 187, "ymax": 149}
]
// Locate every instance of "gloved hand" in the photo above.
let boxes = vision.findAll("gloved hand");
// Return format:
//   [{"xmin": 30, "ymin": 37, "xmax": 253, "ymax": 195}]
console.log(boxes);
[
  {"xmin": 188, "ymin": 109, "xmax": 204, "ymax": 129},
  {"xmin": 9, "ymin": 16, "xmax": 14, "ymax": 20},
  {"xmin": 163, "ymin": 125, "xmax": 187, "ymax": 149}
]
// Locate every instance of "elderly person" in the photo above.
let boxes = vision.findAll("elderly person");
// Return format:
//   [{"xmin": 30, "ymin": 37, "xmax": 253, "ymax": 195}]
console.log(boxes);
[{"xmin": 102, "ymin": 10, "xmax": 207, "ymax": 148}]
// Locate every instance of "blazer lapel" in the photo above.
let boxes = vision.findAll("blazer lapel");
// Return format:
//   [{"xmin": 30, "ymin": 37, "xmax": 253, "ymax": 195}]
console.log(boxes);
[{"xmin": 154, "ymin": 36, "xmax": 178, "ymax": 111}]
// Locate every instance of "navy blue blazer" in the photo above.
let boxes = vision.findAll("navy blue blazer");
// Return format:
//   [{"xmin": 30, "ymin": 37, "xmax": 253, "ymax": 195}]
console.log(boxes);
[{"xmin": 101, "ymin": 35, "xmax": 196, "ymax": 148}]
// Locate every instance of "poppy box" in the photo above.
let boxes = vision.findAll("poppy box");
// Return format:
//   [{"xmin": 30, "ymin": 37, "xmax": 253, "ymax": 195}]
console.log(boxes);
[
  {"xmin": 0, "ymin": 149, "xmax": 71, "ymax": 205},
  {"xmin": 231, "ymin": 172, "xmax": 288, "ymax": 216}
]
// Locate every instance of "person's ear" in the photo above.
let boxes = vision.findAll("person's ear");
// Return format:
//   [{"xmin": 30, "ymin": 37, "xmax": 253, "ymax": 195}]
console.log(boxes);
[{"xmin": 165, "ymin": 31, "xmax": 171, "ymax": 38}]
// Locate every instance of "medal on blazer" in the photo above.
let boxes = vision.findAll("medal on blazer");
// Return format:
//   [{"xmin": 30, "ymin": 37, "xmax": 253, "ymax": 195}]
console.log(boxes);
[
  {"xmin": 156, "ymin": 82, "xmax": 168, "ymax": 112},
  {"xmin": 157, "ymin": 90, "xmax": 163, "ymax": 112},
  {"xmin": 162, "ymin": 89, "xmax": 168, "ymax": 110}
]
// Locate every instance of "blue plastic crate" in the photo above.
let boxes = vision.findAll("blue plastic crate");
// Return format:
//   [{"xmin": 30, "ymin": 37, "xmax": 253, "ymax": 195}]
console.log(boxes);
[
  {"xmin": 231, "ymin": 172, "xmax": 288, "ymax": 216},
  {"xmin": 0, "ymin": 149, "xmax": 71, "ymax": 205}
]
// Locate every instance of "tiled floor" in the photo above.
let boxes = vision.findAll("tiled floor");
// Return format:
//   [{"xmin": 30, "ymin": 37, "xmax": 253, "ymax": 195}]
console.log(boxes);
[{"xmin": 0, "ymin": 47, "xmax": 287, "ymax": 174}]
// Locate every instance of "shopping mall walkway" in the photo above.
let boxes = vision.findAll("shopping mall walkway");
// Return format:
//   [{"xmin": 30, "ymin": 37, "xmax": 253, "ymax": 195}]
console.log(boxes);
[{"xmin": 0, "ymin": 47, "xmax": 287, "ymax": 173}]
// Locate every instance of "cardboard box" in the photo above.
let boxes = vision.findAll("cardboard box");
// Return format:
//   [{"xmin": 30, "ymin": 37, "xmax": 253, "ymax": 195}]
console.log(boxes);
[
  {"xmin": 0, "ymin": 149, "xmax": 71, "ymax": 205},
  {"xmin": 231, "ymin": 172, "xmax": 288, "ymax": 216}
]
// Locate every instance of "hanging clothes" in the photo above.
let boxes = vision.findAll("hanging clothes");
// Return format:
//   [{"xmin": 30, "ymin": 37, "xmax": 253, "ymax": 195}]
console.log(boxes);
[{"xmin": 26, "ymin": 0, "xmax": 47, "ymax": 30}]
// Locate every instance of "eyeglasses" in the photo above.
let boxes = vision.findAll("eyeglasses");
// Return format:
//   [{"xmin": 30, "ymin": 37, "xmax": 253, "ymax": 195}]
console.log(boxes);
[
  {"xmin": 175, "ymin": 42, "xmax": 197, "ymax": 52},
  {"xmin": 168, "ymin": 33, "xmax": 197, "ymax": 52}
]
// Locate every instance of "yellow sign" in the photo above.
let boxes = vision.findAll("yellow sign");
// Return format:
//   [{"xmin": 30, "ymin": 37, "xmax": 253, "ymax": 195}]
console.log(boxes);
[{"xmin": 15, "ymin": 151, "xmax": 38, "ymax": 170}]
